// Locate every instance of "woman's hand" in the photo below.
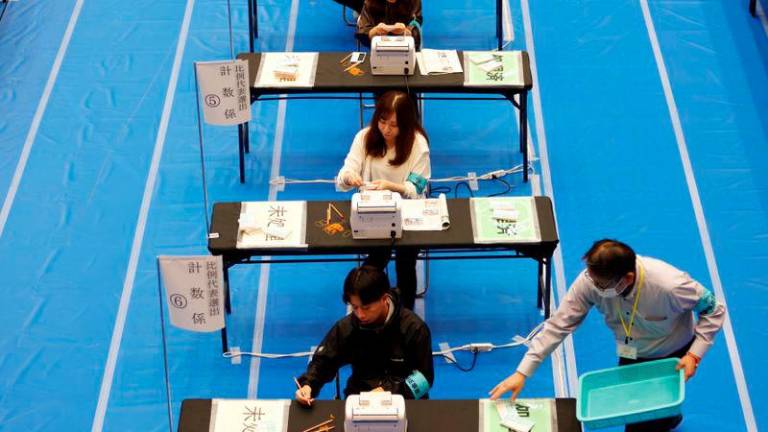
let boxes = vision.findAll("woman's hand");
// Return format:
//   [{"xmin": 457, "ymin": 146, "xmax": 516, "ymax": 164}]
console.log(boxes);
[
  {"xmin": 369, "ymin": 23, "xmax": 389, "ymax": 38},
  {"xmin": 342, "ymin": 172, "xmax": 363, "ymax": 187},
  {"xmin": 388, "ymin": 22, "xmax": 407, "ymax": 35},
  {"xmin": 369, "ymin": 179, "xmax": 403, "ymax": 193}
]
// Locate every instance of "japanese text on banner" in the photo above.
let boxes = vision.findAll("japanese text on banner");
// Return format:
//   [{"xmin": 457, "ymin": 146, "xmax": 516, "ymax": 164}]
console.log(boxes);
[
  {"xmin": 158, "ymin": 255, "xmax": 225, "ymax": 332},
  {"xmin": 195, "ymin": 60, "xmax": 251, "ymax": 126}
]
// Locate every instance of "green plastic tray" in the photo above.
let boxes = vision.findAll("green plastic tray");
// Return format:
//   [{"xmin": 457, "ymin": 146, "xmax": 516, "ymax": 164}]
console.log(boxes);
[{"xmin": 576, "ymin": 358, "xmax": 685, "ymax": 429}]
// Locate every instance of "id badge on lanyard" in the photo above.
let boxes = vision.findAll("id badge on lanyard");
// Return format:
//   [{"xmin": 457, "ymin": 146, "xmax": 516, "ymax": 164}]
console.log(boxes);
[
  {"xmin": 617, "ymin": 264, "xmax": 644, "ymax": 361},
  {"xmin": 617, "ymin": 337, "xmax": 638, "ymax": 360}
]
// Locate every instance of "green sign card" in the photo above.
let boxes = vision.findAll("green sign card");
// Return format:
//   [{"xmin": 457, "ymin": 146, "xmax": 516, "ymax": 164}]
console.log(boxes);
[
  {"xmin": 470, "ymin": 197, "xmax": 540, "ymax": 244},
  {"xmin": 463, "ymin": 51, "xmax": 523, "ymax": 86}
]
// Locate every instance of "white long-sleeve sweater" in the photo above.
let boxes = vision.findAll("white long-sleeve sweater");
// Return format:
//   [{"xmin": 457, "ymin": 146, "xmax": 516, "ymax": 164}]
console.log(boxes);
[{"xmin": 336, "ymin": 127, "xmax": 431, "ymax": 199}]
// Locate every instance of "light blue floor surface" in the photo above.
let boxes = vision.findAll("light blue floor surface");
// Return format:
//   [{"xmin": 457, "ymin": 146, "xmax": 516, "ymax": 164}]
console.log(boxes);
[{"xmin": 1, "ymin": 0, "xmax": 767, "ymax": 430}]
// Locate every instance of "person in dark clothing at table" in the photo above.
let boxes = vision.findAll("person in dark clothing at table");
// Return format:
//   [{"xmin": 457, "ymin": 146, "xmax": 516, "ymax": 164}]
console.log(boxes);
[
  {"xmin": 332, "ymin": 0, "xmax": 364, "ymax": 14},
  {"xmin": 356, "ymin": 0, "xmax": 423, "ymax": 48},
  {"xmin": 295, "ymin": 265, "xmax": 434, "ymax": 404}
]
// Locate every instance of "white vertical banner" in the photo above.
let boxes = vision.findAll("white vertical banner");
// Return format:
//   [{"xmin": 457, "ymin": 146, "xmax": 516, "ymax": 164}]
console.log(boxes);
[
  {"xmin": 195, "ymin": 60, "xmax": 251, "ymax": 126},
  {"xmin": 157, "ymin": 255, "xmax": 225, "ymax": 332}
]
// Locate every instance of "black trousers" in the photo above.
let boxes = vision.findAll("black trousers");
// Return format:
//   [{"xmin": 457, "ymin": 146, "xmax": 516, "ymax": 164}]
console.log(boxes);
[
  {"xmin": 364, "ymin": 247, "xmax": 418, "ymax": 310},
  {"xmin": 618, "ymin": 339, "xmax": 694, "ymax": 432}
]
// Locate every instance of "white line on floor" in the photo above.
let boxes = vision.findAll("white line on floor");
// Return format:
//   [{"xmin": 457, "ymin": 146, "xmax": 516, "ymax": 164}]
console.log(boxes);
[
  {"xmin": 640, "ymin": 1, "xmax": 757, "ymax": 430},
  {"xmin": 91, "ymin": 0, "xmax": 197, "ymax": 430},
  {"xmin": 0, "ymin": 0, "xmax": 84, "ymax": 239},
  {"xmin": 247, "ymin": 0, "xmax": 301, "ymax": 398},
  {"xmin": 520, "ymin": 0, "xmax": 579, "ymax": 397}
]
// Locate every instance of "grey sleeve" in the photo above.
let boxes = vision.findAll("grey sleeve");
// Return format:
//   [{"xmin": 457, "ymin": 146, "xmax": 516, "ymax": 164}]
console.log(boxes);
[
  {"xmin": 516, "ymin": 278, "xmax": 592, "ymax": 377},
  {"xmin": 669, "ymin": 271, "xmax": 726, "ymax": 359}
]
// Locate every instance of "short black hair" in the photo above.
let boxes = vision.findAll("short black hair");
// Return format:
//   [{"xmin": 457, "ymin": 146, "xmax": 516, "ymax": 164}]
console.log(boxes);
[
  {"xmin": 342, "ymin": 265, "xmax": 390, "ymax": 305},
  {"xmin": 582, "ymin": 239, "xmax": 636, "ymax": 280}
]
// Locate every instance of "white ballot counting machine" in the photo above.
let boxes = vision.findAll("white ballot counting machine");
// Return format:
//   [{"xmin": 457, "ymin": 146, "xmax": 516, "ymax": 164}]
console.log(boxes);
[
  {"xmin": 345, "ymin": 391, "xmax": 407, "ymax": 432},
  {"xmin": 351, "ymin": 190, "xmax": 403, "ymax": 239},
  {"xmin": 371, "ymin": 36, "xmax": 416, "ymax": 76}
]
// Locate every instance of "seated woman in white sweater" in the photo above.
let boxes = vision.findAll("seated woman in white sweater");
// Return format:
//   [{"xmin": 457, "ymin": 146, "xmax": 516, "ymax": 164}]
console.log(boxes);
[{"xmin": 336, "ymin": 91, "xmax": 430, "ymax": 309}]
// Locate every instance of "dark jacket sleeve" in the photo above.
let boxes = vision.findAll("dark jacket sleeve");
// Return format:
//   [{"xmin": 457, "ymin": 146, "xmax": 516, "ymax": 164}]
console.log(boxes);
[
  {"xmin": 405, "ymin": 0, "xmax": 422, "ymax": 48},
  {"xmin": 408, "ymin": 0, "xmax": 422, "ymax": 27},
  {"xmin": 356, "ymin": 3, "xmax": 376, "ymax": 40},
  {"xmin": 399, "ymin": 320, "xmax": 434, "ymax": 398},
  {"xmin": 298, "ymin": 322, "xmax": 347, "ymax": 397}
]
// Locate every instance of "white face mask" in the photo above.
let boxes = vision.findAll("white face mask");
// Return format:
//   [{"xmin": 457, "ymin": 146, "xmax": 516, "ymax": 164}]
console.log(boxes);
[
  {"xmin": 594, "ymin": 285, "xmax": 620, "ymax": 298},
  {"xmin": 593, "ymin": 279, "xmax": 627, "ymax": 299}
]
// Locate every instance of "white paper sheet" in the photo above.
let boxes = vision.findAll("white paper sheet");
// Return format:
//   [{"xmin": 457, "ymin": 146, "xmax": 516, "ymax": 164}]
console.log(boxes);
[
  {"xmin": 237, "ymin": 201, "xmax": 307, "ymax": 249},
  {"xmin": 254, "ymin": 52, "xmax": 318, "ymax": 88},
  {"xmin": 158, "ymin": 255, "xmax": 225, "ymax": 332},
  {"xmin": 209, "ymin": 399, "xmax": 290, "ymax": 432},
  {"xmin": 195, "ymin": 60, "xmax": 251, "ymax": 126},
  {"xmin": 401, "ymin": 194, "xmax": 450, "ymax": 231},
  {"xmin": 415, "ymin": 49, "xmax": 463, "ymax": 75}
]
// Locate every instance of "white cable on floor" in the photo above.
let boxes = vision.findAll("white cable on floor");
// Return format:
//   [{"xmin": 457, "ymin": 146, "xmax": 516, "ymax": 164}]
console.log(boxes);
[
  {"xmin": 269, "ymin": 160, "xmax": 539, "ymax": 188},
  {"xmin": 223, "ymin": 321, "xmax": 544, "ymax": 359}
]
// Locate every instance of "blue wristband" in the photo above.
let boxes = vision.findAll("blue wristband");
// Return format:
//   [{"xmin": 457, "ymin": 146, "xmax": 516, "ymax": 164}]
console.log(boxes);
[
  {"xmin": 407, "ymin": 19, "xmax": 422, "ymax": 47},
  {"xmin": 694, "ymin": 289, "xmax": 717, "ymax": 315},
  {"xmin": 405, "ymin": 370, "xmax": 430, "ymax": 399},
  {"xmin": 408, "ymin": 19, "xmax": 422, "ymax": 33},
  {"xmin": 406, "ymin": 172, "xmax": 428, "ymax": 195}
]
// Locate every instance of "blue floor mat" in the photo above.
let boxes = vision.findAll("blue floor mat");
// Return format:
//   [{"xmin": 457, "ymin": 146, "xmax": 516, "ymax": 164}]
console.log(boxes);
[{"xmin": 0, "ymin": 0, "xmax": 766, "ymax": 430}]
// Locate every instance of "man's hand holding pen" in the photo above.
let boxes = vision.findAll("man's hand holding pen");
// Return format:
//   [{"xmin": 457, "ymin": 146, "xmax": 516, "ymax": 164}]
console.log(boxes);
[{"xmin": 294, "ymin": 377, "xmax": 315, "ymax": 406}]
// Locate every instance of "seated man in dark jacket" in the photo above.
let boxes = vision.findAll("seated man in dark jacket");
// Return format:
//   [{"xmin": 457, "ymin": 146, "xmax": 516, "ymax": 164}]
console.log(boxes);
[{"xmin": 295, "ymin": 265, "xmax": 434, "ymax": 405}]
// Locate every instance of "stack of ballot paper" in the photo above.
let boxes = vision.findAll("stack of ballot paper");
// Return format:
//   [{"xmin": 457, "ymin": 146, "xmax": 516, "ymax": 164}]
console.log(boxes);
[
  {"xmin": 236, "ymin": 201, "xmax": 307, "ymax": 249},
  {"xmin": 479, "ymin": 398, "xmax": 553, "ymax": 432},
  {"xmin": 273, "ymin": 54, "xmax": 300, "ymax": 81},
  {"xmin": 400, "ymin": 194, "xmax": 450, "ymax": 231},
  {"xmin": 469, "ymin": 197, "xmax": 540, "ymax": 243},
  {"xmin": 255, "ymin": 52, "xmax": 319, "ymax": 88},
  {"xmin": 210, "ymin": 399, "xmax": 290, "ymax": 432},
  {"xmin": 463, "ymin": 51, "xmax": 523, "ymax": 86},
  {"xmin": 415, "ymin": 49, "xmax": 463, "ymax": 75},
  {"xmin": 495, "ymin": 400, "xmax": 535, "ymax": 432}
]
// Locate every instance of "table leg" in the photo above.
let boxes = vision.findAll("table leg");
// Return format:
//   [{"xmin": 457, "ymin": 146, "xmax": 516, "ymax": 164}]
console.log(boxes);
[
  {"xmin": 544, "ymin": 256, "xmax": 553, "ymax": 319},
  {"xmin": 358, "ymin": 93, "xmax": 365, "ymax": 129},
  {"xmin": 221, "ymin": 260, "xmax": 233, "ymax": 353},
  {"xmin": 221, "ymin": 327, "xmax": 230, "ymax": 353},
  {"xmin": 537, "ymin": 260, "xmax": 544, "ymax": 310},
  {"xmin": 520, "ymin": 91, "xmax": 529, "ymax": 182},
  {"xmin": 238, "ymin": 123, "xmax": 248, "ymax": 183},
  {"xmin": 223, "ymin": 262, "xmax": 232, "ymax": 314},
  {"xmin": 247, "ymin": 0, "xmax": 256, "ymax": 52},
  {"xmin": 496, "ymin": 0, "xmax": 503, "ymax": 50}
]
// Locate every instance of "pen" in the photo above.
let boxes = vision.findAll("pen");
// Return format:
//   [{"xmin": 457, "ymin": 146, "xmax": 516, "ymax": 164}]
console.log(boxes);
[
  {"xmin": 294, "ymin": 376, "xmax": 311, "ymax": 406},
  {"xmin": 329, "ymin": 203, "xmax": 344, "ymax": 220},
  {"xmin": 343, "ymin": 62, "xmax": 361, "ymax": 72}
]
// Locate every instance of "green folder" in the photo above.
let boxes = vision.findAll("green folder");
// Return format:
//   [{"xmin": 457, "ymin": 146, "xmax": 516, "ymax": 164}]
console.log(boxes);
[
  {"xmin": 463, "ymin": 51, "xmax": 523, "ymax": 86},
  {"xmin": 470, "ymin": 197, "xmax": 540, "ymax": 243}
]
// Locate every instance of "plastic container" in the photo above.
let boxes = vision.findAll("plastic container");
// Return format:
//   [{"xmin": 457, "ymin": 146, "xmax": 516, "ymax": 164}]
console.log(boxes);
[{"xmin": 576, "ymin": 358, "xmax": 684, "ymax": 429}]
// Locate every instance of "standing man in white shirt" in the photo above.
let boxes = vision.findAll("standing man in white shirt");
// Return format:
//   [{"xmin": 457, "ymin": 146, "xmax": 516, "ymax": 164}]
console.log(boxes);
[{"xmin": 489, "ymin": 239, "xmax": 726, "ymax": 431}]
